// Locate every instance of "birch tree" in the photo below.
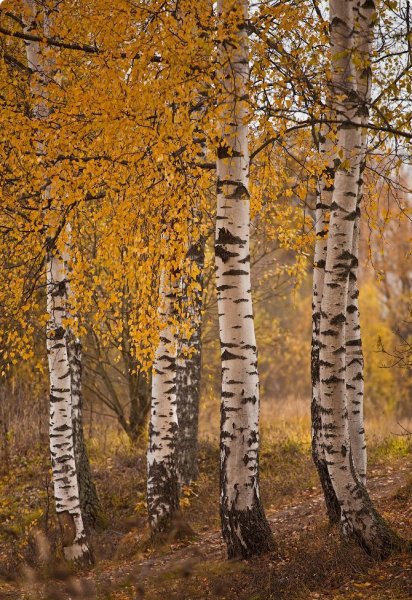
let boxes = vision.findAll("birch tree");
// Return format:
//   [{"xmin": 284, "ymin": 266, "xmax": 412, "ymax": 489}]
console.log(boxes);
[
  {"xmin": 311, "ymin": 125, "xmax": 341, "ymax": 524},
  {"xmin": 215, "ymin": 0, "xmax": 274, "ymax": 559},
  {"xmin": 67, "ymin": 333, "xmax": 103, "ymax": 529},
  {"xmin": 147, "ymin": 271, "xmax": 180, "ymax": 534},
  {"xmin": 312, "ymin": 0, "xmax": 371, "ymax": 520},
  {"xmin": 345, "ymin": 0, "xmax": 375, "ymax": 485},
  {"xmin": 318, "ymin": 0, "xmax": 402, "ymax": 558},
  {"xmin": 24, "ymin": 1, "xmax": 92, "ymax": 563}
]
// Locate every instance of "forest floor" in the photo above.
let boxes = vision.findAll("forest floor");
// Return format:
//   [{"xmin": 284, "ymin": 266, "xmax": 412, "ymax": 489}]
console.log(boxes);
[{"xmin": 0, "ymin": 428, "xmax": 411, "ymax": 600}]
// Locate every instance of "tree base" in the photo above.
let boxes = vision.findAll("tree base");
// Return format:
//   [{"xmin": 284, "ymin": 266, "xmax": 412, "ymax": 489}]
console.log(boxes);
[
  {"xmin": 341, "ymin": 497, "xmax": 408, "ymax": 560},
  {"xmin": 221, "ymin": 501, "xmax": 275, "ymax": 560},
  {"xmin": 312, "ymin": 451, "xmax": 341, "ymax": 525},
  {"xmin": 147, "ymin": 459, "xmax": 180, "ymax": 537}
]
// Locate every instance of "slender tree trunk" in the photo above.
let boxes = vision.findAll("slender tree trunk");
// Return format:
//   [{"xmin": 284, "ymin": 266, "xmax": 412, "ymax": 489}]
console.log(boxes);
[
  {"xmin": 25, "ymin": 1, "xmax": 92, "ymax": 563},
  {"xmin": 67, "ymin": 335, "xmax": 104, "ymax": 529},
  {"xmin": 319, "ymin": 0, "xmax": 401, "ymax": 558},
  {"xmin": 147, "ymin": 274, "xmax": 180, "ymax": 534},
  {"xmin": 176, "ymin": 236, "xmax": 205, "ymax": 486},
  {"xmin": 215, "ymin": 0, "xmax": 274, "ymax": 559},
  {"xmin": 46, "ymin": 251, "xmax": 93, "ymax": 563},
  {"xmin": 346, "ymin": 218, "xmax": 366, "ymax": 483},
  {"xmin": 346, "ymin": 0, "xmax": 376, "ymax": 484},
  {"xmin": 311, "ymin": 126, "xmax": 341, "ymax": 524},
  {"xmin": 176, "ymin": 80, "xmax": 208, "ymax": 487}
]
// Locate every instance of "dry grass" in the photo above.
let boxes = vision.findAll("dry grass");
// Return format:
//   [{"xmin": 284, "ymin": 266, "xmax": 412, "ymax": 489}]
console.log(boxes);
[{"xmin": 0, "ymin": 408, "xmax": 411, "ymax": 600}]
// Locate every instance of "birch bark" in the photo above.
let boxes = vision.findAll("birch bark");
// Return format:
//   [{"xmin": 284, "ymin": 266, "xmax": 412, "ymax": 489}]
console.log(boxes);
[
  {"xmin": 46, "ymin": 250, "xmax": 92, "ymax": 562},
  {"xmin": 319, "ymin": 0, "xmax": 401, "ymax": 558},
  {"xmin": 147, "ymin": 273, "xmax": 180, "ymax": 534},
  {"xmin": 345, "ymin": 0, "xmax": 376, "ymax": 484},
  {"xmin": 311, "ymin": 126, "xmax": 341, "ymax": 523},
  {"xmin": 25, "ymin": 1, "xmax": 92, "ymax": 563},
  {"xmin": 215, "ymin": 0, "xmax": 274, "ymax": 559},
  {"xmin": 67, "ymin": 334, "xmax": 103, "ymax": 529}
]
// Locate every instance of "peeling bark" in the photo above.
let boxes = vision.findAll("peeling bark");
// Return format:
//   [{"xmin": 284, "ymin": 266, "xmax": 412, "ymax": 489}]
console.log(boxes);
[{"xmin": 215, "ymin": 0, "xmax": 274, "ymax": 559}]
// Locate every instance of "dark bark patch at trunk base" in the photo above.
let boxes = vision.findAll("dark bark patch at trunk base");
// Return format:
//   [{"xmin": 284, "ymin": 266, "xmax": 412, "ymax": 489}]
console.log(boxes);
[
  {"xmin": 310, "ymin": 395, "xmax": 341, "ymax": 525},
  {"xmin": 312, "ymin": 455, "xmax": 341, "ymax": 525},
  {"xmin": 148, "ymin": 460, "xmax": 180, "ymax": 535},
  {"xmin": 340, "ymin": 471, "xmax": 410, "ymax": 560},
  {"xmin": 57, "ymin": 511, "xmax": 94, "ymax": 566},
  {"xmin": 58, "ymin": 512, "xmax": 77, "ymax": 548},
  {"xmin": 221, "ymin": 501, "xmax": 276, "ymax": 559}
]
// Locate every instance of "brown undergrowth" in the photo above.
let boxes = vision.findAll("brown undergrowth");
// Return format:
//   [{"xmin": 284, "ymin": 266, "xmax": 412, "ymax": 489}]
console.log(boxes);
[{"xmin": 0, "ymin": 429, "xmax": 410, "ymax": 600}]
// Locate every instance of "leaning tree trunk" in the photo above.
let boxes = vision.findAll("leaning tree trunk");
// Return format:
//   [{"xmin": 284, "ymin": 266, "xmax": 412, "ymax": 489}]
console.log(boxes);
[
  {"xmin": 147, "ymin": 273, "xmax": 180, "ymax": 534},
  {"xmin": 176, "ymin": 234, "xmax": 205, "ymax": 486},
  {"xmin": 25, "ymin": 1, "xmax": 92, "ymax": 564},
  {"xmin": 319, "ymin": 0, "xmax": 401, "ymax": 559},
  {"xmin": 67, "ymin": 335, "xmax": 104, "ymax": 529},
  {"xmin": 311, "ymin": 125, "xmax": 341, "ymax": 524},
  {"xmin": 215, "ymin": 0, "xmax": 275, "ymax": 559}
]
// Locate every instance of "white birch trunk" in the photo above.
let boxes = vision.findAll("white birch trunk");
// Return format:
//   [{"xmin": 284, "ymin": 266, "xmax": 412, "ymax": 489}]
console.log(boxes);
[
  {"xmin": 147, "ymin": 273, "xmax": 180, "ymax": 533},
  {"xmin": 345, "ymin": 0, "xmax": 376, "ymax": 484},
  {"xmin": 346, "ymin": 218, "xmax": 366, "ymax": 483},
  {"xmin": 215, "ymin": 0, "xmax": 274, "ymax": 559},
  {"xmin": 319, "ymin": 0, "xmax": 401, "ymax": 558},
  {"xmin": 25, "ymin": 1, "xmax": 92, "ymax": 563},
  {"xmin": 46, "ymin": 251, "xmax": 92, "ymax": 562},
  {"xmin": 311, "ymin": 127, "xmax": 341, "ymax": 523}
]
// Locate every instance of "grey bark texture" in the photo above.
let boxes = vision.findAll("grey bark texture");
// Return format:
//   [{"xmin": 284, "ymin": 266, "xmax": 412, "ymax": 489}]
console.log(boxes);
[
  {"xmin": 67, "ymin": 335, "xmax": 104, "ymax": 530},
  {"xmin": 176, "ymin": 236, "xmax": 205, "ymax": 486}
]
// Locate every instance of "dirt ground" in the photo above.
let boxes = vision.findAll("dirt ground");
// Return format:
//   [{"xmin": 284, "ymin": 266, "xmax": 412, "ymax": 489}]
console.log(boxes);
[{"xmin": 0, "ymin": 441, "xmax": 411, "ymax": 600}]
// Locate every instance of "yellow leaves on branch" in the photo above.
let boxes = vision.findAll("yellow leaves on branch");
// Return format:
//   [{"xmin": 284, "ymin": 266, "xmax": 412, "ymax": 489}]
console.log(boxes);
[{"xmin": 0, "ymin": 0, "xmax": 359, "ymax": 371}]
